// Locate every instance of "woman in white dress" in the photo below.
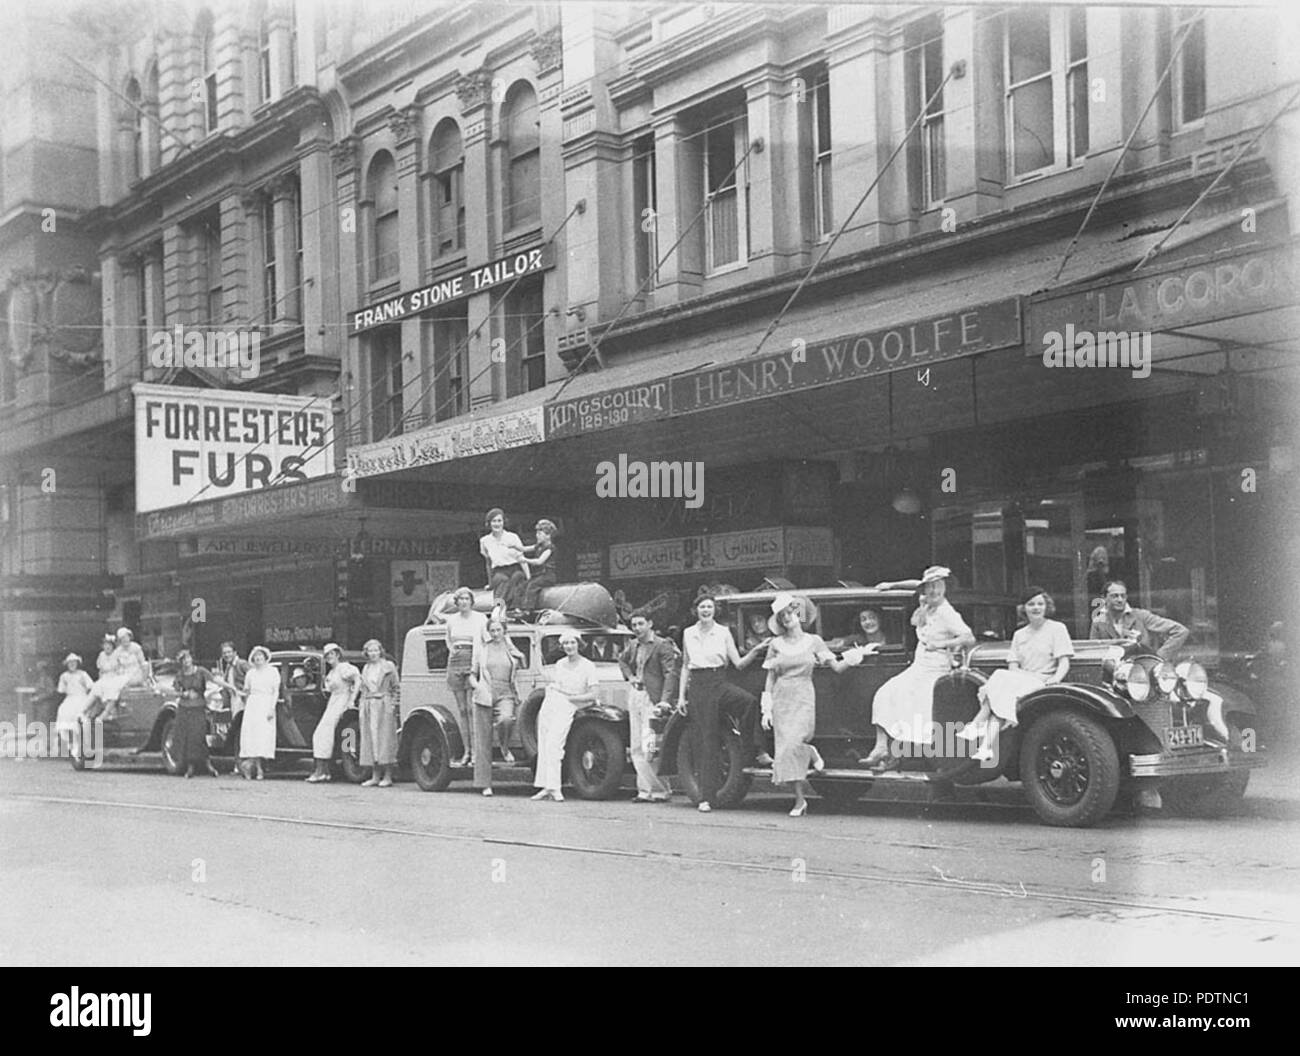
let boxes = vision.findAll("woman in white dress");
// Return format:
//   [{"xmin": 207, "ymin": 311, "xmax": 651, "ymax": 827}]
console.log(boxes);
[
  {"xmin": 531, "ymin": 631, "xmax": 599, "ymax": 802},
  {"xmin": 960, "ymin": 587, "xmax": 1073, "ymax": 761},
  {"xmin": 55, "ymin": 653, "xmax": 95, "ymax": 758},
  {"xmin": 862, "ymin": 566, "xmax": 975, "ymax": 770},
  {"xmin": 305, "ymin": 643, "xmax": 361, "ymax": 783},
  {"xmin": 238, "ymin": 646, "xmax": 280, "ymax": 780}
]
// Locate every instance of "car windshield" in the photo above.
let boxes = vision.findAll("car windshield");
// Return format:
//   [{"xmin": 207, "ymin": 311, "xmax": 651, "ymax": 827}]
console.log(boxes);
[{"xmin": 540, "ymin": 631, "xmax": 632, "ymax": 665}]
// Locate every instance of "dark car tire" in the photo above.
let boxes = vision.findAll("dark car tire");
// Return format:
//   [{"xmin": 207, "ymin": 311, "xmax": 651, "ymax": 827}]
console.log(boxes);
[
  {"xmin": 1162, "ymin": 770, "xmax": 1250, "ymax": 817},
  {"xmin": 408, "ymin": 722, "xmax": 452, "ymax": 792},
  {"xmin": 517, "ymin": 690, "xmax": 544, "ymax": 763},
  {"xmin": 1019, "ymin": 709, "xmax": 1120, "ymax": 828},
  {"xmin": 160, "ymin": 715, "xmax": 183, "ymax": 775},
  {"xmin": 675, "ymin": 727, "xmax": 752, "ymax": 808},
  {"xmin": 810, "ymin": 779, "xmax": 868, "ymax": 811},
  {"xmin": 565, "ymin": 719, "xmax": 626, "ymax": 800},
  {"xmin": 334, "ymin": 713, "xmax": 369, "ymax": 784}
]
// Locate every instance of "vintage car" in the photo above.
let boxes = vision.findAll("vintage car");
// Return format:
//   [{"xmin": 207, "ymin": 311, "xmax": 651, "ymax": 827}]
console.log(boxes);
[
  {"xmin": 398, "ymin": 582, "xmax": 634, "ymax": 798},
  {"xmin": 652, "ymin": 584, "xmax": 1264, "ymax": 827},
  {"xmin": 71, "ymin": 649, "xmax": 369, "ymax": 779}
]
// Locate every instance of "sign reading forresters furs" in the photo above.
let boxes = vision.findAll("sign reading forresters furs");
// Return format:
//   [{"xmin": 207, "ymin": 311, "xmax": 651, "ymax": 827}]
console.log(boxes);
[{"xmin": 133, "ymin": 384, "xmax": 334, "ymax": 513}]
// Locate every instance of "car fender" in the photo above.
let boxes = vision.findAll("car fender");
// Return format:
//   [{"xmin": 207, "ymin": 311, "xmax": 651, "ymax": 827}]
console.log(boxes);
[
  {"xmin": 574, "ymin": 702, "xmax": 627, "ymax": 728},
  {"xmin": 399, "ymin": 704, "xmax": 463, "ymax": 763},
  {"xmin": 1210, "ymin": 681, "xmax": 1257, "ymax": 720},
  {"xmin": 143, "ymin": 702, "xmax": 178, "ymax": 752},
  {"xmin": 1017, "ymin": 683, "xmax": 1134, "ymax": 724}
]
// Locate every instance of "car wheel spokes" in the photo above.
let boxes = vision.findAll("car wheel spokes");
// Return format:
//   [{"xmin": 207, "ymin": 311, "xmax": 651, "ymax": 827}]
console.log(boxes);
[{"xmin": 1039, "ymin": 733, "xmax": 1090, "ymax": 806}]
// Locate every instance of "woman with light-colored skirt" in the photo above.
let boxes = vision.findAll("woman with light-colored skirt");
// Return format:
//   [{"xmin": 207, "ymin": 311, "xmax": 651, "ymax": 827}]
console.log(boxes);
[
  {"xmin": 239, "ymin": 646, "xmax": 281, "ymax": 780},
  {"xmin": 531, "ymin": 632, "xmax": 599, "ymax": 802},
  {"xmin": 960, "ymin": 587, "xmax": 1073, "ymax": 761},
  {"xmin": 55, "ymin": 653, "xmax": 94, "ymax": 758},
  {"xmin": 358, "ymin": 639, "xmax": 400, "ymax": 787},
  {"xmin": 306, "ymin": 643, "xmax": 361, "ymax": 783}
]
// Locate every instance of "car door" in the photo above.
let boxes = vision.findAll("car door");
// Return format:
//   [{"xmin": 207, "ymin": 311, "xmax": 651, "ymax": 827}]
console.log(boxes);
[
  {"xmin": 820, "ymin": 604, "xmax": 914, "ymax": 737},
  {"xmin": 274, "ymin": 657, "xmax": 316, "ymax": 750}
]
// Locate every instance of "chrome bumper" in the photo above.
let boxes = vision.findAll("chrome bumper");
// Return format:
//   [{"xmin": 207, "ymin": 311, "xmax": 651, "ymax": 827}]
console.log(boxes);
[{"xmin": 1128, "ymin": 747, "xmax": 1267, "ymax": 779}]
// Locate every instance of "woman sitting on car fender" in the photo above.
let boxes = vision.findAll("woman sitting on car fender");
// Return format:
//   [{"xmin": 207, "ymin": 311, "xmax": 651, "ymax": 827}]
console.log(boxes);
[
  {"xmin": 861, "ymin": 566, "xmax": 974, "ymax": 770},
  {"xmin": 960, "ymin": 587, "xmax": 1073, "ymax": 762}
]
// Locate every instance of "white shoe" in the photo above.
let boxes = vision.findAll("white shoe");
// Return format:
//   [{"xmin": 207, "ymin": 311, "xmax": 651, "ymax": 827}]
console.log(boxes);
[
  {"xmin": 481, "ymin": 788, "xmax": 493, "ymax": 797},
  {"xmin": 958, "ymin": 722, "xmax": 985, "ymax": 742},
  {"xmin": 697, "ymin": 801, "xmax": 712, "ymax": 813},
  {"xmin": 530, "ymin": 789, "xmax": 549, "ymax": 800},
  {"xmin": 971, "ymin": 746, "xmax": 994, "ymax": 762}
]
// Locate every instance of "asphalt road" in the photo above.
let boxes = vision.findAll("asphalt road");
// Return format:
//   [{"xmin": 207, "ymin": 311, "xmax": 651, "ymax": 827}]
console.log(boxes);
[{"xmin": 2, "ymin": 756, "xmax": 1298, "ymax": 966}]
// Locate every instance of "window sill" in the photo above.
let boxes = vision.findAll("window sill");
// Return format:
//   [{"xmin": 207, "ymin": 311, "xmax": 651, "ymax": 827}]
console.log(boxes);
[
  {"xmin": 426, "ymin": 252, "xmax": 467, "ymax": 279},
  {"xmin": 501, "ymin": 225, "xmax": 543, "ymax": 255},
  {"xmin": 705, "ymin": 259, "xmax": 748, "ymax": 278}
]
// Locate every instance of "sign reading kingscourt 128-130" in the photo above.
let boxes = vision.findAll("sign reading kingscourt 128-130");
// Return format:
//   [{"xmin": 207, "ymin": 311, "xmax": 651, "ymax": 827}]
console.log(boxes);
[{"xmin": 133, "ymin": 384, "xmax": 334, "ymax": 513}]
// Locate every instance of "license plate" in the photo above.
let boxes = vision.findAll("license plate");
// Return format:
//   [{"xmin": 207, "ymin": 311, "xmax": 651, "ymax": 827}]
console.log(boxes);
[{"xmin": 1166, "ymin": 724, "xmax": 1204, "ymax": 749}]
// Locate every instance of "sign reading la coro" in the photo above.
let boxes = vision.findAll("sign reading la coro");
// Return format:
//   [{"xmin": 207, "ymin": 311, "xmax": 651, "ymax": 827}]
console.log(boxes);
[
  {"xmin": 346, "ymin": 405, "xmax": 544, "ymax": 479},
  {"xmin": 349, "ymin": 245, "xmax": 554, "ymax": 334},
  {"xmin": 1026, "ymin": 242, "xmax": 1296, "ymax": 347},
  {"xmin": 133, "ymin": 384, "xmax": 334, "ymax": 513},
  {"xmin": 609, "ymin": 526, "xmax": 834, "ymax": 579}
]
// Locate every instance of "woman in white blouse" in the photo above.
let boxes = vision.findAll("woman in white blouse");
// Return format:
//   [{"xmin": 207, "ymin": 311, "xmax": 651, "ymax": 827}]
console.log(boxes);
[
  {"xmin": 480, "ymin": 508, "xmax": 528, "ymax": 615},
  {"xmin": 960, "ymin": 587, "xmax": 1073, "ymax": 762},
  {"xmin": 676, "ymin": 594, "xmax": 765, "ymax": 812},
  {"xmin": 862, "ymin": 566, "xmax": 975, "ymax": 771},
  {"xmin": 531, "ymin": 631, "xmax": 598, "ymax": 802}
]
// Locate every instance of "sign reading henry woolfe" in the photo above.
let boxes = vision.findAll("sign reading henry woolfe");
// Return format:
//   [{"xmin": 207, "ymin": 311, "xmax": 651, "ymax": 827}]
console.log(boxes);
[
  {"xmin": 346, "ymin": 405, "xmax": 544, "ymax": 479},
  {"xmin": 133, "ymin": 384, "xmax": 333, "ymax": 513}
]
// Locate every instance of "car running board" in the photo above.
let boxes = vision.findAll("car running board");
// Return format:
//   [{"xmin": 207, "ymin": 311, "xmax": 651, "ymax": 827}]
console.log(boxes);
[{"xmin": 742, "ymin": 766, "xmax": 951, "ymax": 782}]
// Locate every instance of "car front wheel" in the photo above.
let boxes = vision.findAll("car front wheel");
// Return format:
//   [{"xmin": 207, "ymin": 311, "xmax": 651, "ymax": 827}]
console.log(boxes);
[
  {"xmin": 335, "ymin": 713, "xmax": 368, "ymax": 784},
  {"xmin": 1019, "ymin": 710, "xmax": 1119, "ymax": 828},
  {"xmin": 408, "ymin": 723, "xmax": 452, "ymax": 792},
  {"xmin": 565, "ymin": 719, "xmax": 626, "ymax": 799}
]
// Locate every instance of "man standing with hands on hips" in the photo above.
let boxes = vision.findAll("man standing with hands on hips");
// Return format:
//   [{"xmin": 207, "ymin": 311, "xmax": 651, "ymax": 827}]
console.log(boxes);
[{"xmin": 619, "ymin": 612, "xmax": 679, "ymax": 803}]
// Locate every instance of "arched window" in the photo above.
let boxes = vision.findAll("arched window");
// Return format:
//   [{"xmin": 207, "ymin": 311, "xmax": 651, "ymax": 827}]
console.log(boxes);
[
  {"xmin": 368, "ymin": 151, "xmax": 399, "ymax": 280},
  {"xmin": 125, "ymin": 77, "xmax": 143, "ymax": 183},
  {"xmin": 198, "ymin": 9, "xmax": 218, "ymax": 134},
  {"xmin": 429, "ymin": 118, "xmax": 464, "ymax": 257},
  {"xmin": 144, "ymin": 61, "xmax": 161, "ymax": 172},
  {"xmin": 502, "ymin": 82, "xmax": 539, "ymax": 229}
]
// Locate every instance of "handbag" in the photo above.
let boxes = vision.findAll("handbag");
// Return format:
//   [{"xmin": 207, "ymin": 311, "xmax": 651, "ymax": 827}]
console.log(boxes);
[{"xmin": 472, "ymin": 677, "xmax": 494, "ymax": 710}]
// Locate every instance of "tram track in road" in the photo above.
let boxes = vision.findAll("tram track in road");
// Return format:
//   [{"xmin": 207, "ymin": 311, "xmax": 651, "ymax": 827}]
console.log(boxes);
[{"xmin": 11, "ymin": 791, "xmax": 1300, "ymax": 932}]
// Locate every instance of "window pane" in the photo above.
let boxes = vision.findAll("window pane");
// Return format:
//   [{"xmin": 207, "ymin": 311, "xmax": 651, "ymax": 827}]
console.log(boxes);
[
  {"xmin": 1069, "ymin": 65, "xmax": 1089, "ymax": 161},
  {"xmin": 375, "ymin": 214, "xmax": 399, "ymax": 277},
  {"xmin": 818, "ymin": 157, "xmax": 833, "ymax": 234},
  {"xmin": 710, "ymin": 187, "xmax": 739, "ymax": 266},
  {"xmin": 923, "ymin": 37, "xmax": 944, "ymax": 111},
  {"xmin": 1007, "ymin": 9, "xmax": 1051, "ymax": 83},
  {"xmin": 1011, "ymin": 78, "xmax": 1054, "ymax": 175},
  {"xmin": 509, "ymin": 150, "xmax": 540, "ymax": 228},
  {"xmin": 1181, "ymin": 17, "xmax": 1206, "ymax": 122},
  {"xmin": 1069, "ymin": 7, "xmax": 1087, "ymax": 63},
  {"xmin": 706, "ymin": 123, "xmax": 737, "ymax": 193},
  {"xmin": 815, "ymin": 80, "xmax": 832, "ymax": 149},
  {"xmin": 926, "ymin": 118, "xmax": 945, "ymax": 201}
]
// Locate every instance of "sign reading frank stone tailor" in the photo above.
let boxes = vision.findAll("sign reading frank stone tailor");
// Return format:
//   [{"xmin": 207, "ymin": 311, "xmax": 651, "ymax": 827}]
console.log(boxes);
[{"xmin": 133, "ymin": 383, "xmax": 333, "ymax": 513}]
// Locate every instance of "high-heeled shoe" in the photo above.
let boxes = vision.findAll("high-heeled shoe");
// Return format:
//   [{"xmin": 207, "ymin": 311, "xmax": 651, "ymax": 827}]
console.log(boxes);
[
  {"xmin": 530, "ymin": 789, "xmax": 550, "ymax": 800},
  {"xmin": 957, "ymin": 721, "xmax": 985, "ymax": 742},
  {"xmin": 859, "ymin": 747, "xmax": 890, "ymax": 769},
  {"xmin": 789, "ymin": 801, "xmax": 808, "ymax": 817}
]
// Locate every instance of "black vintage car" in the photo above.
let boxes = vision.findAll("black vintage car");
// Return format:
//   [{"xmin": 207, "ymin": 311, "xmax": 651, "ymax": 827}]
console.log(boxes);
[
  {"xmin": 75, "ymin": 649, "xmax": 368, "ymax": 780},
  {"xmin": 653, "ymin": 584, "xmax": 1264, "ymax": 827}
]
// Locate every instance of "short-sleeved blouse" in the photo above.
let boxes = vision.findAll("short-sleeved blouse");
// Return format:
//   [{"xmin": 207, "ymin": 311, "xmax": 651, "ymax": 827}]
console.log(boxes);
[
  {"xmin": 550, "ymin": 656, "xmax": 598, "ymax": 698},
  {"xmin": 1010, "ymin": 619, "xmax": 1074, "ymax": 675},
  {"xmin": 683, "ymin": 623, "xmax": 734, "ymax": 669},
  {"xmin": 325, "ymin": 661, "xmax": 361, "ymax": 697},
  {"xmin": 58, "ymin": 670, "xmax": 94, "ymax": 696},
  {"xmin": 762, "ymin": 632, "xmax": 830, "ymax": 680},
  {"xmin": 914, "ymin": 601, "xmax": 972, "ymax": 649},
  {"xmin": 175, "ymin": 667, "xmax": 212, "ymax": 697},
  {"xmin": 480, "ymin": 531, "xmax": 524, "ymax": 568}
]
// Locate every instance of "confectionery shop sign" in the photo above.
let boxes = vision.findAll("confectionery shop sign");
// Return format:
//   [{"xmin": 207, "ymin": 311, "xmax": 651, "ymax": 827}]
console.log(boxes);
[{"xmin": 609, "ymin": 526, "xmax": 834, "ymax": 579}]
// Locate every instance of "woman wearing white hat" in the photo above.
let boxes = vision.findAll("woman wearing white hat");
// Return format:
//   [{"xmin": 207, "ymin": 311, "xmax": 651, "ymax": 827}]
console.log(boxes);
[
  {"xmin": 55, "ymin": 653, "xmax": 94, "ymax": 758},
  {"xmin": 238, "ymin": 646, "xmax": 280, "ymax": 780},
  {"xmin": 861, "ymin": 566, "xmax": 974, "ymax": 770},
  {"xmin": 306, "ymin": 644, "xmax": 361, "ymax": 783},
  {"xmin": 761, "ymin": 593, "xmax": 866, "ymax": 816}
]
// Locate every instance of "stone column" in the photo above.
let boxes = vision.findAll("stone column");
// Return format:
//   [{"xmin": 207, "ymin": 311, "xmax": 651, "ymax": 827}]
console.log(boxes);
[
  {"xmin": 270, "ymin": 172, "xmax": 301, "ymax": 324},
  {"xmin": 533, "ymin": 27, "xmax": 565, "ymax": 392},
  {"xmin": 220, "ymin": 193, "xmax": 252, "ymax": 325},
  {"xmin": 457, "ymin": 70, "xmax": 495, "ymax": 410},
  {"xmin": 649, "ymin": 115, "xmax": 700, "ymax": 303},
  {"xmin": 331, "ymin": 136, "xmax": 363, "ymax": 436},
  {"xmin": 299, "ymin": 133, "xmax": 335, "ymax": 359},
  {"xmin": 940, "ymin": 8, "xmax": 1004, "ymax": 221}
]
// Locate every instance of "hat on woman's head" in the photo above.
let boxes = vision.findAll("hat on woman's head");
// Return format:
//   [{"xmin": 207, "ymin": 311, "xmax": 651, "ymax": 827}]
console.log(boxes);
[
  {"xmin": 116, "ymin": 626, "xmax": 133, "ymax": 639},
  {"xmin": 249, "ymin": 645, "xmax": 271, "ymax": 662},
  {"xmin": 768, "ymin": 593, "xmax": 818, "ymax": 635},
  {"xmin": 322, "ymin": 642, "xmax": 342, "ymax": 657},
  {"xmin": 64, "ymin": 653, "xmax": 81, "ymax": 665},
  {"xmin": 920, "ymin": 565, "xmax": 952, "ymax": 585}
]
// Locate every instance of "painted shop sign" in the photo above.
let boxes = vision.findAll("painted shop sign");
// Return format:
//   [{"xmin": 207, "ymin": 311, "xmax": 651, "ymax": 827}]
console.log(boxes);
[
  {"xmin": 178, "ymin": 536, "xmax": 456, "ymax": 561},
  {"xmin": 546, "ymin": 299, "xmax": 1021, "ymax": 438},
  {"xmin": 137, "ymin": 477, "xmax": 355, "ymax": 541},
  {"xmin": 133, "ymin": 384, "xmax": 334, "ymax": 513},
  {"xmin": 348, "ymin": 246, "xmax": 554, "ymax": 334},
  {"xmin": 1027, "ymin": 243, "xmax": 1296, "ymax": 346},
  {"xmin": 609, "ymin": 526, "xmax": 834, "ymax": 579},
  {"xmin": 264, "ymin": 624, "xmax": 334, "ymax": 645},
  {"xmin": 345, "ymin": 406, "xmax": 544, "ymax": 480}
]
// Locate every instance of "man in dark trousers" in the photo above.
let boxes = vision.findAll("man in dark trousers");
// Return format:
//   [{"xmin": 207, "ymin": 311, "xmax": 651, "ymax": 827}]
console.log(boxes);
[{"xmin": 619, "ymin": 612, "xmax": 679, "ymax": 802}]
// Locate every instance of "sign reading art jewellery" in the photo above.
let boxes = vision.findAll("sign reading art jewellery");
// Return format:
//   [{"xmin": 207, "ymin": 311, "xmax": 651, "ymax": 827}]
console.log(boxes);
[{"xmin": 348, "ymin": 245, "xmax": 555, "ymax": 334}]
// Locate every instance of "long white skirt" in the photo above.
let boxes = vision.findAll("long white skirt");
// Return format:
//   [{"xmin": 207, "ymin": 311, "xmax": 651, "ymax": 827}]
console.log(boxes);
[
  {"xmin": 980, "ymin": 669, "xmax": 1047, "ymax": 724},
  {"xmin": 240, "ymin": 688, "xmax": 278, "ymax": 760},
  {"xmin": 871, "ymin": 651, "xmax": 952, "ymax": 744},
  {"xmin": 534, "ymin": 687, "xmax": 576, "ymax": 790},
  {"xmin": 92, "ymin": 672, "xmax": 131, "ymax": 704},
  {"xmin": 56, "ymin": 693, "xmax": 92, "ymax": 736}
]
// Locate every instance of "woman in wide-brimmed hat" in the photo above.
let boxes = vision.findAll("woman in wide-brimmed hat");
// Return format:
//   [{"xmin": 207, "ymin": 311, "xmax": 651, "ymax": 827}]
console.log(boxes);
[
  {"xmin": 760, "ymin": 593, "xmax": 866, "ymax": 816},
  {"xmin": 959, "ymin": 586, "xmax": 1073, "ymax": 762},
  {"xmin": 861, "ymin": 566, "xmax": 975, "ymax": 770}
]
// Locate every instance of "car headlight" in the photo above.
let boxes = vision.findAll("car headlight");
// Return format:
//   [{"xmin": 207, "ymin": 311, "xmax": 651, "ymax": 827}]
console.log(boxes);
[
  {"xmin": 1115, "ymin": 660, "xmax": 1150, "ymax": 702},
  {"xmin": 1175, "ymin": 661, "xmax": 1208, "ymax": 700},
  {"xmin": 1155, "ymin": 662, "xmax": 1178, "ymax": 696}
]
